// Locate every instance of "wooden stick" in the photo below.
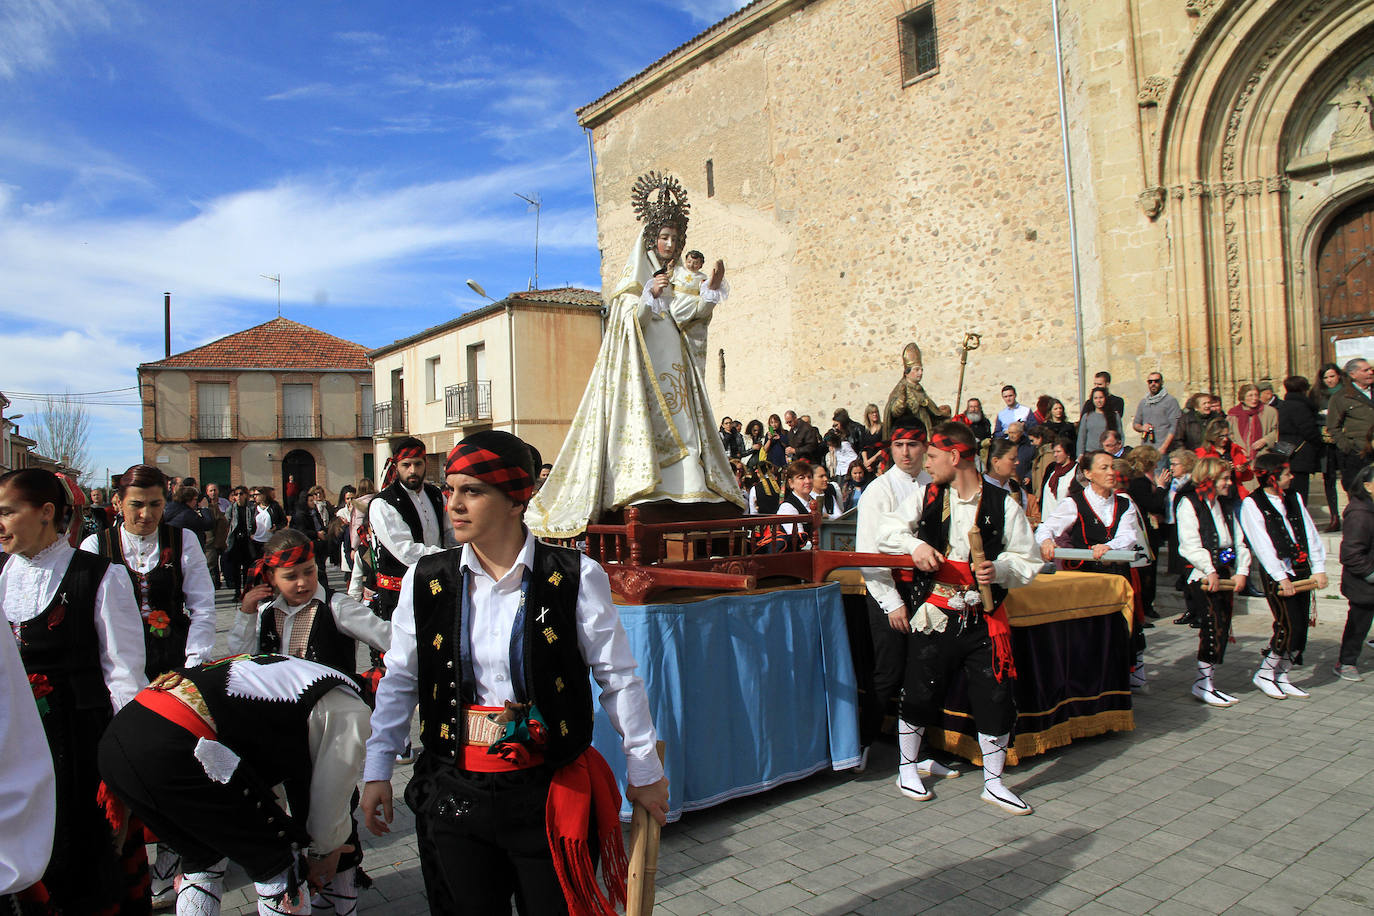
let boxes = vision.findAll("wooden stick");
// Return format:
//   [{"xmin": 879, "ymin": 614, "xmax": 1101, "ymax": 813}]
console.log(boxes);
[
  {"xmin": 968, "ymin": 527, "xmax": 996, "ymax": 613},
  {"xmin": 626, "ymin": 741, "xmax": 667, "ymax": 916},
  {"xmin": 1213, "ymin": 577, "xmax": 1315, "ymax": 593}
]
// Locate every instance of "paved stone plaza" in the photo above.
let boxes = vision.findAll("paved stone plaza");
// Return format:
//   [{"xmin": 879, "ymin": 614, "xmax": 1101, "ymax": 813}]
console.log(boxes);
[{"xmin": 208, "ymin": 579, "xmax": 1374, "ymax": 915}]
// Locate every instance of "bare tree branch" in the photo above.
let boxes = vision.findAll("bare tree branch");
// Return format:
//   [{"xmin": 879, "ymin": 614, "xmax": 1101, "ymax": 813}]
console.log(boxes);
[{"xmin": 35, "ymin": 394, "xmax": 93, "ymax": 483}]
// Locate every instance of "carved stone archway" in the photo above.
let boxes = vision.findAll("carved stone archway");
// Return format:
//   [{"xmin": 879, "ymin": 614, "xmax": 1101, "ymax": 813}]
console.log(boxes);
[{"xmin": 1149, "ymin": 0, "xmax": 1374, "ymax": 396}]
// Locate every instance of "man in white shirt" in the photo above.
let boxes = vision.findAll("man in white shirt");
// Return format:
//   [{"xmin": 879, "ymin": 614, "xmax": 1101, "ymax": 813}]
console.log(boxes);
[
  {"xmin": 855, "ymin": 419, "xmax": 932, "ymax": 769},
  {"xmin": 367, "ymin": 437, "xmax": 456, "ymax": 623},
  {"xmin": 360, "ymin": 431, "xmax": 668, "ymax": 914},
  {"xmin": 876, "ymin": 422, "xmax": 1041, "ymax": 815},
  {"xmin": 1238, "ymin": 454, "xmax": 1328, "ymax": 699}
]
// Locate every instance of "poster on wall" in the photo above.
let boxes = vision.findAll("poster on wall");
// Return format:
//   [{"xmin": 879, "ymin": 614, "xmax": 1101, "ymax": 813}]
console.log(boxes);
[{"xmin": 1333, "ymin": 335, "xmax": 1374, "ymax": 366}]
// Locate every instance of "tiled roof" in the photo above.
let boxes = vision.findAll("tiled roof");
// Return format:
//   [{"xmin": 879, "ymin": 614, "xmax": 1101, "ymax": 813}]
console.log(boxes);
[
  {"xmin": 368, "ymin": 287, "xmax": 603, "ymax": 359},
  {"xmin": 140, "ymin": 317, "xmax": 371, "ymax": 372},
  {"xmin": 508, "ymin": 287, "xmax": 603, "ymax": 306}
]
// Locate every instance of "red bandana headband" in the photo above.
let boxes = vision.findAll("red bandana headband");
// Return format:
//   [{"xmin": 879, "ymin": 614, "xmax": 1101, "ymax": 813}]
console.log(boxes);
[
  {"xmin": 890, "ymin": 426, "xmax": 927, "ymax": 443},
  {"xmin": 250, "ymin": 542, "xmax": 313, "ymax": 584},
  {"xmin": 1255, "ymin": 462, "xmax": 1289, "ymax": 488},
  {"xmin": 929, "ymin": 432, "xmax": 974, "ymax": 461},
  {"xmin": 382, "ymin": 445, "xmax": 427, "ymax": 488},
  {"xmin": 446, "ymin": 443, "xmax": 535, "ymax": 505},
  {"xmin": 1194, "ymin": 478, "xmax": 1217, "ymax": 501}
]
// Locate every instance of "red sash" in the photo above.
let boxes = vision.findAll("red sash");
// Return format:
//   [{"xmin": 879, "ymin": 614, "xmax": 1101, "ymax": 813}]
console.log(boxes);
[{"xmin": 926, "ymin": 560, "xmax": 1017, "ymax": 682}]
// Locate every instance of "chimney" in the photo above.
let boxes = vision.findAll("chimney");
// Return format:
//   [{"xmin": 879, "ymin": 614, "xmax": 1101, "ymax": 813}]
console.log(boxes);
[{"xmin": 164, "ymin": 292, "xmax": 171, "ymax": 358}]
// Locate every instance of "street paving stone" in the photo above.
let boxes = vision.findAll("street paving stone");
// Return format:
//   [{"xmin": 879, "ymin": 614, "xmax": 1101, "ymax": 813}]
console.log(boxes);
[{"xmin": 206, "ymin": 572, "xmax": 1374, "ymax": 914}]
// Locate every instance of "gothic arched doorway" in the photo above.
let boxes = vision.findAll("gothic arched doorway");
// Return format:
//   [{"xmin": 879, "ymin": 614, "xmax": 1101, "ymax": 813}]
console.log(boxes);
[
  {"xmin": 1319, "ymin": 195, "xmax": 1374, "ymax": 364},
  {"xmin": 281, "ymin": 449, "xmax": 316, "ymax": 511}
]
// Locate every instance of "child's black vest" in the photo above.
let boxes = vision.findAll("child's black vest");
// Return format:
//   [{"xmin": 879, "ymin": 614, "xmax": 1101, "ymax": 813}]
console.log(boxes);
[
  {"xmin": 1178, "ymin": 486, "xmax": 1238, "ymax": 578},
  {"xmin": 258, "ymin": 585, "xmax": 359, "ymax": 676},
  {"xmin": 1247, "ymin": 489, "xmax": 1312, "ymax": 581}
]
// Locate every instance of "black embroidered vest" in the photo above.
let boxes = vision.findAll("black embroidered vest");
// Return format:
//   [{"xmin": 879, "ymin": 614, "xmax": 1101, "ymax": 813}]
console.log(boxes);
[
  {"xmin": 174, "ymin": 655, "xmax": 357, "ymax": 827},
  {"xmin": 411, "ymin": 542, "xmax": 591, "ymax": 769},
  {"xmin": 1248, "ymin": 489, "xmax": 1312, "ymax": 581},
  {"xmin": 372, "ymin": 483, "xmax": 446, "ymax": 580},
  {"xmin": 14, "ymin": 549, "xmax": 113, "ymax": 713},
  {"xmin": 1065, "ymin": 490, "xmax": 1130, "ymax": 575},
  {"xmin": 258, "ymin": 586, "xmax": 359, "ymax": 677},
  {"xmin": 906, "ymin": 484, "xmax": 1009, "ymax": 610},
  {"xmin": 1178, "ymin": 487, "xmax": 1237, "ymax": 577},
  {"xmin": 96, "ymin": 524, "xmax": 189, "ymax": 678}
]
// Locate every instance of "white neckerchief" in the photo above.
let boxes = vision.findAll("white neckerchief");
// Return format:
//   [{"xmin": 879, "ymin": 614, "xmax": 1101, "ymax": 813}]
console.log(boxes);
[{"xmin": 1, "ymin": 538, "xmax": 74, "ymax": 625}]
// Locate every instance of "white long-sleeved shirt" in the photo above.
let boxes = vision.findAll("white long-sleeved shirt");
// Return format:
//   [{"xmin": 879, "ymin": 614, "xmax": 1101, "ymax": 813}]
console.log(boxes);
[
  {"xmin": 1176, "ymin": 497, "xmax": 1252, "ymax": 583},
  {"xmin": 369, "ymin": 486, "xmax": 456, "ymax": 568},
  {"xmin": 0, "ymin": 539, "xmax": 146, "ymax": 709},
  {"xmin": 228, "ymin": 583, "xmax": 391, "ymax": 657},
  {"xmin": 0, "ymin": 619, "xmax": 54, "ymax": 893},
  {"xmin": 1034, "ymin": 486, "xmax": 1141, "ymax": 554},
  {"xmin": 80, "ymin": 526, "xmax": 217, "ymax": 667},
  {"xmin": 364, "ymin": 531, "xmax": 663, "ymax": 788},
  {"xmin": 857, "ymin": 466, "xmax": 930, "ymax": 613},
  {"xmin": 1238, "ymin": 490, "xmax": 1327, "ymax": 582},
  {"xmin": 304, "ymin": 686, "xmax": 371, "ymax": 855},
  {"xmin": 1039, "ymin": 465, "xmax": 1075, "ymax": 522},
  {"xmin": 876, "ymin": 483, "xmax": 1041, "ymax": 632}
]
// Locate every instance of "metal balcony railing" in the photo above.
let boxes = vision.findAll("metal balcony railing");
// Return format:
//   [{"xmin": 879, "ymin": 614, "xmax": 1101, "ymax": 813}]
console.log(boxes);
[
  {"xmin": 444, "ymin": 381, "xmax": 492, "ymax": 426},
  {"xmin": 373, "ymin": 400, "xmax": 407, "ymax": 437},
  {"xmin": 191, "ymin": 414, "xmax": 236, "ymax": 440},
  {"xmin": 357, "ymin": 413, "xmax": 375, "ymax": 439},
  {"xmin": 279, "ymin": 414, "xmax": 321, "ymax": 439}
]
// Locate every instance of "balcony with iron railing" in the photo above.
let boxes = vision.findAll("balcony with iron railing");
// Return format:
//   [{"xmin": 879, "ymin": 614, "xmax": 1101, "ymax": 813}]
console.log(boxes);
[
  {"xmin": 279, "ymin": 414, "xmax": 321, "ymax": 439},
  {"xmin": 444, "ymin": 380, "xmax": 492, "ymax": 426},
  {"xmin": 373, "ymin": 400, "xmax": 407, "ymax": 438},
  {"xmin": 190, "ymin": 414, "xmax": 237, "ymax": 441},
  {"xmin": 357, "ymin": 413, "xmax": 374, "ymax": 439}
]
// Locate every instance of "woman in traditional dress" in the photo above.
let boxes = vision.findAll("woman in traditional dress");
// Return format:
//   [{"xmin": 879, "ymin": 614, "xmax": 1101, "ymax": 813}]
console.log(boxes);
[
  {"xmin": 80, "ymin": 463, "xmax": 217, "ymax": 907},
  {"xmin": 528, "ymin": 172, "xmax": 744, "ymax": 537},
  {"xmin": 0, "ymin": 468, "xmax": 147, "ymax": 914}
]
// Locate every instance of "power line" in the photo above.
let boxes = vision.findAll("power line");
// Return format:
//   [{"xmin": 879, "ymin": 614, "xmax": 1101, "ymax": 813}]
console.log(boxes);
[{"xmin": 3, "ymin": 386, "xmax": 140, "ymax": 397}]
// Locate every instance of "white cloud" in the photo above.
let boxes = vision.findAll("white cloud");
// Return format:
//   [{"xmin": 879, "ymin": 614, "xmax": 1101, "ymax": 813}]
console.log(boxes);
[
  {"xmin": 0, "ymin": 157, "xmax": 597, "ymax": 336},
  {"xmin": 0, "ymin": 0, "xmax": 116, "ymax": 79}
]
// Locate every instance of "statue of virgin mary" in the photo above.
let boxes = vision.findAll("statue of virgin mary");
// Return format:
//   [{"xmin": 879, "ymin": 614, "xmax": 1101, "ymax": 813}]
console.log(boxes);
[{"xmin": 528, "ymin": 172, "xmax": 745, "ymax": 538}]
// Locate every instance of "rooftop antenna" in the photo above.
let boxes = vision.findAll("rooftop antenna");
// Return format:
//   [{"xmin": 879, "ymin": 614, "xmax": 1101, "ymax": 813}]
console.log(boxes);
[
  {"xmin": 260, "ymin": 274, "xmax": 281, "ymax": 316},
  {"xmin": 514, "ymin": 192, "xmax": 540, "ymax": 291}
]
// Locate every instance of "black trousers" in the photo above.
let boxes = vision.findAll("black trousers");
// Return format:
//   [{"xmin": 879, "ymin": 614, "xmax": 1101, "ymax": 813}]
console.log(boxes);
[
  {"xmin": 861, "ymin": 596, "xmax": 910, "ymax": 745},
  {"xmin": 1339, "ymin": 601, "xmax": 1374, "ymax": 666},
  {"xmin": 1185, "ymin": 581, "xmax": 1234, "ymax": 664},
  {"xmin": 223, "ymin": 541, "xmax": 252, "ymax": 594},
  {"xmin": 1261, "ymin": 577, "xmax": 1312, "ymax": 665},
  {"xmin": 404, "ymin": 753, "xmax": 568, "ymax": 916},
  {"xmin": 98, "ymin": 703, "xmax": 308, "ymax": 882},
  {"xmin": 900, "ymin": 614, "xmax": 1016, "ymax": 737}
]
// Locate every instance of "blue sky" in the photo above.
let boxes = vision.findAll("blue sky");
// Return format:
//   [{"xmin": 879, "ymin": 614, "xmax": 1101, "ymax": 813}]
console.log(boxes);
[{"xmin": 0, "ymin": 0, "xmax": 747, "ymax": 481}]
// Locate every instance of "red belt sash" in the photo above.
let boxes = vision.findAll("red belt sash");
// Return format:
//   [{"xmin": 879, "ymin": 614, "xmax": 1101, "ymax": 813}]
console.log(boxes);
[
  {"xmin": 375, "ymin": 573, "xmax": 404, "ymax": 591},
  {"xmin": 925, "ymin": 559, "xmax": 1017, "ymax": 682},
  {"xmin": 459, "ymin": 705, "xmax": 545, "ymax": 773},
  {"xmin": 135, "ymin": 688, "xmax": 216, "ymax": 741}
]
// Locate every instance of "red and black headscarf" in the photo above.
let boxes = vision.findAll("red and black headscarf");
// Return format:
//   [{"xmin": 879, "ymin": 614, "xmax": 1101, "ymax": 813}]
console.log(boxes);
[
  {"xmin": 382, "ymin": 441, "xmax": 427, "ymax": 488},
  {"xmin": 929, "ymin": 431, "xmax": 975, "ymax": 462},
  {"xmin": 445, "ymin": 431, "xmax": 536, "ymax": 505},
  {"xmin": 249, "ymin": 541, "xmax": 314, "ymax": 584},
  {"xmin": 1252, "ymin": 453, "xmax": 1289, "ymax": 490}
]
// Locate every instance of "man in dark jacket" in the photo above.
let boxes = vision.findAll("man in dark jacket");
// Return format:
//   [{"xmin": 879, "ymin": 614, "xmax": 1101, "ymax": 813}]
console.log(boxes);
[
  {"xmin": 1336, "ymin": 464, "xmax": 1374, "ymax": 681},
  {"xmin": 1277, "ymin": 376, "xmax": 1323, "ymax": 504},
  {"xmin": 163, "ymin": 484, "xmax": 214, "ymax": 547},
  {"xmin": 1326, "ymin": 357, "xmax": 1374, "ymax": 491},
  {"xmin": 783, "ymin": 410, "xmax": 824, "ymax": 463}
]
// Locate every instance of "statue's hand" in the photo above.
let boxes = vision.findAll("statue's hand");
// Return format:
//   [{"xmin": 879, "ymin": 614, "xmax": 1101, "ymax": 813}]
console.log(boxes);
[{"xmin": 708, "ymin": 259, "xmax": 726, "ymax": 290}]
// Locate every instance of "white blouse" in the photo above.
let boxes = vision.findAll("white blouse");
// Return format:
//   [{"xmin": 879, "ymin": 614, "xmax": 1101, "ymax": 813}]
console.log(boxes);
[{"xmin": 0, "ymin": 539, "xmax": 146, "ymax": 709}]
